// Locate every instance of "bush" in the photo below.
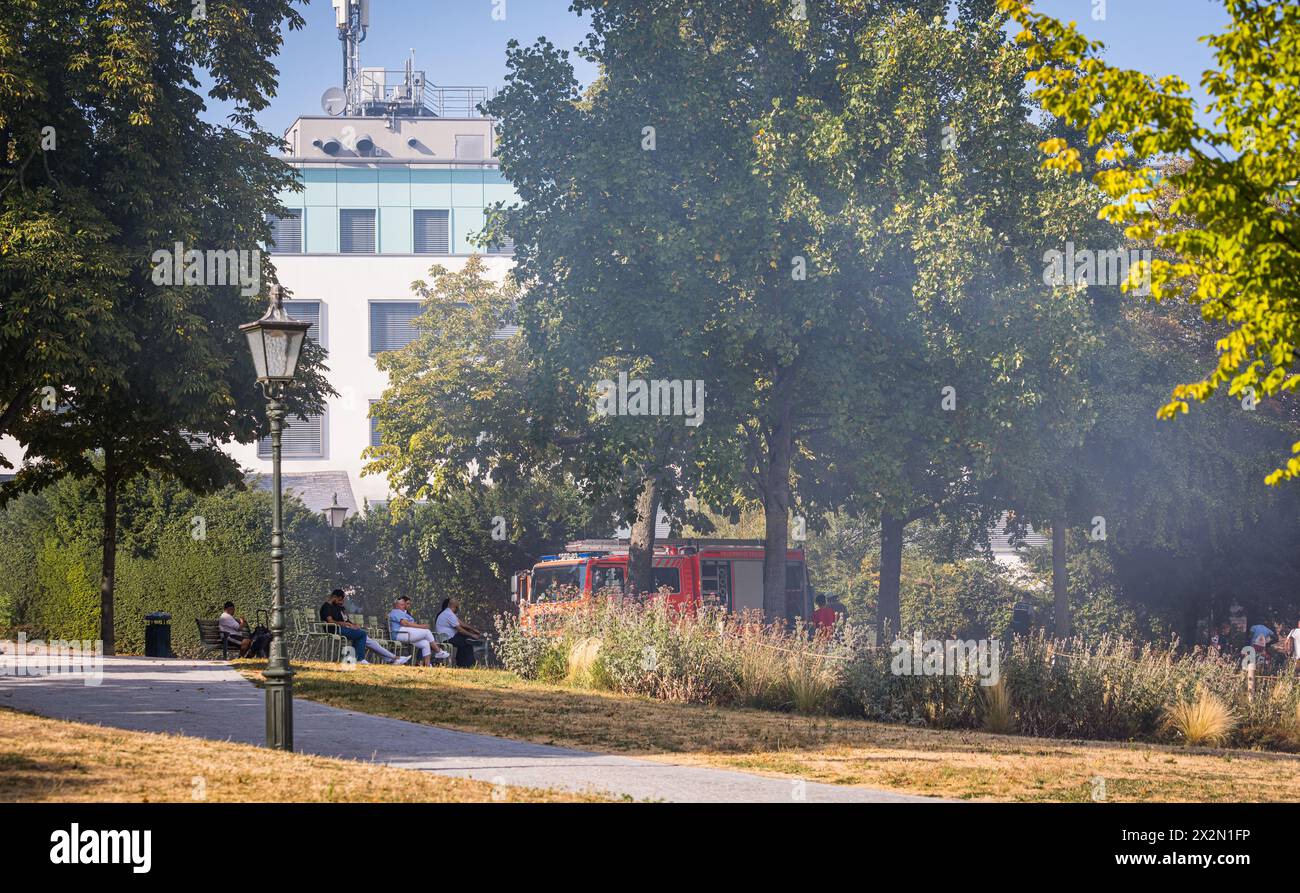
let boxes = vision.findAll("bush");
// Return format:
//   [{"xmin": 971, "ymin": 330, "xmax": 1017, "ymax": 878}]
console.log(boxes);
[
  {"xmin": 0, "ymin": 477, "xmax": 335, "ymax": 655},
  {"xmin": 1165, "ymin": 689, "xmax": 1236, "ymax": 747},
  {"xmin": 497, "ymin": 596, "xmax": 851, "ymax": 713},
  {"xmin": 494, "ymin": 597, "xmax": 1300, "ymax": 751}
]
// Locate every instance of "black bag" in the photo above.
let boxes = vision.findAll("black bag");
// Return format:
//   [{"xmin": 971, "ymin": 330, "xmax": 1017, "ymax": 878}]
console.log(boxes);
[{"xmin": 248, "ymin": 625, "xmax": 272, "ymax": 659}]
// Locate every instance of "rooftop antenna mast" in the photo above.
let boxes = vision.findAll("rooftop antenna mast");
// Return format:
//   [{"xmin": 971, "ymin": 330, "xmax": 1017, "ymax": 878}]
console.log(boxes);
[{"xmin": 332, "ymin": 0, "xmax": 369, "ymax": 115}]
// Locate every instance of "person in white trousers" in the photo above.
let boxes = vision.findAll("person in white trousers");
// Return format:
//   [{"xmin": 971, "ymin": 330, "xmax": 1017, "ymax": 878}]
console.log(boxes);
[{"xmin": 388, "ymin": 596, "xmax": 449, "ymax": 667}]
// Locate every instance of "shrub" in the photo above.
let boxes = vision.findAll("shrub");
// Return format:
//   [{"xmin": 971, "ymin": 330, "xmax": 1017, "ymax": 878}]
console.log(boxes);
[
  {"xmin": 734, "ymin": 626, "xmax": 788, "ymax": 709},
  {"xmin": 1164, "ymin": 689, "xmax": 1236, "ymax": 747},
  {"xmin": 494, "ymin": 612, "xmax": 564, "ymax": 679},
  {"xmin": 493, "ymin": 596, "xmax": 1300, "ymax": 751},
  {"xmin": 981, "ymin": 678, "xmax": 1014, "ymax": 734},
  {"xmin": 566, "ymin": 636, "xmax": 602, "ymax": 687}
]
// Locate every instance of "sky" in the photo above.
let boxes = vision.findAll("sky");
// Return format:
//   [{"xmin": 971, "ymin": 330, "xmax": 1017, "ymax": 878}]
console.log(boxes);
[{"xmin": 209, "ymin": 0, "xmax": 1231, "ymax": 135}]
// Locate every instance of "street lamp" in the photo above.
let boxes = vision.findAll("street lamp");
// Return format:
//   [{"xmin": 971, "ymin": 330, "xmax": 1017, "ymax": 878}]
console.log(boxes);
[
  {"xmin": 241, "ymin": 284, "xmax": 311, "ymax": 751},
  {"xmin": 325, "ymin": 492, "xmax": 348, "ymax": 574}
]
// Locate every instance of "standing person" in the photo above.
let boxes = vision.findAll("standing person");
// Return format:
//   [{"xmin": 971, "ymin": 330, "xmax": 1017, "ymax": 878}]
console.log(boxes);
[
  {"xmin": 435, "ymin": 597, "xmax": 485, "ymax": 668},
  {"xmin": 218, "ymin": 602, "xmax": 252, "ymax": 658},
  {"xmin": 1286, "ymin": 615, "xmax": 1300, "ymax": 677},
  {"xmin": 811, "ymin": 594, "xmax": 837, "ymax": 638},
  {"xmin": 1209, "ymin": 622, "xmax": 1231, "ymax": 659},
  {"xmin": 1249, "ymin": 620, "xmax": 1277, "ymax": 673},
  {"xmin": 388, "ymin": 597, "xmax": 449, "ymax": 667}
]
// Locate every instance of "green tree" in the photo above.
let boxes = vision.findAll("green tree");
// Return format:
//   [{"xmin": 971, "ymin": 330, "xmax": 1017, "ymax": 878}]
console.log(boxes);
[
  {"xmin": 0, "ymin": 0, "xmax": 331, "ymax": 653},
  {"xmin": 1000, "ymin": 0, "xmax": 1300, "ymax": 483},
  {"xmin": 756, "ymin": 6, "xmax": 1111, "ymax": 639},
  {"xmin": 364, "ymin": 257, "xmax": 619, "ymax": 596}
]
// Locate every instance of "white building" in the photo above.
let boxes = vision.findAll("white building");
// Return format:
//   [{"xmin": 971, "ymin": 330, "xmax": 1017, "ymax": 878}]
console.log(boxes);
[
  {"xmin": 0, "ymin": 60, "xmax": 519, "ymax": 519},
  {"xmin": 230, "ymin": 67, "xmax": 518, "ymax": 517}
]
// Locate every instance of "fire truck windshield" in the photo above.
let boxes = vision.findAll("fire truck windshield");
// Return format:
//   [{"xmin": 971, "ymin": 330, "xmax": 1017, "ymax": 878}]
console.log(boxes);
[{"xmin": 532, "ymin": 564, "xmax": 587, "ymax": 602}]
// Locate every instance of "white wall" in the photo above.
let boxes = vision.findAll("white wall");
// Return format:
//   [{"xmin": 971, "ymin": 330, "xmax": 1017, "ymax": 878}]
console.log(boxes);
[
  {"xmin": 230, "ymin": 253, "xmax": 515, "ymax": 507},
  {"xmin": 0, "ymin": 254, "xmax": 514, "ymax": 509}
]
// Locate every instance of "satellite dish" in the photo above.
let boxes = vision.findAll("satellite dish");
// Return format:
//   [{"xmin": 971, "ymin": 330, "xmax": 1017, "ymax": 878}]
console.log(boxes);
[{"xmin": 321, "ymin": 87, "xmax": 346, "ymax": 116}]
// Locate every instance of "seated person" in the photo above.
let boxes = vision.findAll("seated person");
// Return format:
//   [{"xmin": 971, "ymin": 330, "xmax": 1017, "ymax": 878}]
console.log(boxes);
[
  {"xmin": 388, "ymin": 596, "xmax": 450, "ymax": 667},
  {"xmin": 218, "ymin": 602, "xmax": 252, "ymax": 658},
  {"xmin": 319, "ymin": 589, "xmax": 376, "ymax": 665},
  {"xmin": 435, "ymin": 597, "xmax": 486, "ymax": 668},
  {"xmin": 318, "ymin": 590, "xmax": 410, "ymax": 666}
]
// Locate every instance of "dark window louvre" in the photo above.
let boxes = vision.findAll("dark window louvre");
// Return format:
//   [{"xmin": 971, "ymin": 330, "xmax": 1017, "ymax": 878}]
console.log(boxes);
[
  {"xmin": 340, "ymin": 209, "xmax": 376, "ymax": 254},
  {"xmin": 267, "ymin": 211, "xmax": 302, "ymax": 254},
  {"xmin": 413, "ymin": 210, "xmax": 450, "ymax": 254},
  {"xmin": 257, "ymin": 411, "xmax": 325, "ymax": 459},
  {"xmin": 487, "ymin": 236, "xmax": 515, "ymax": 255},
  {"xmin": 284, "ymin": 300, "xmax": 321, "ymax": 345},
  {"xmin": 369, "ymin": 301, "xmax": 422, "ymax": 354}
]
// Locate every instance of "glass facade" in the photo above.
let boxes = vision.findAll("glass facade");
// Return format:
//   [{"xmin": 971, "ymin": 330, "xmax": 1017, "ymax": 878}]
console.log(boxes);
[{"xmin": 273, "ymin": 165, "xmax": 517, "ymax": 255}]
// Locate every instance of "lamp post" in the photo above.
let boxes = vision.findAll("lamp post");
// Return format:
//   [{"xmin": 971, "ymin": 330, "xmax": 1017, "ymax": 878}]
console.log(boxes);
[
  {"xmin": 325, "ymin": 492, "xmax": 348, "ymax": 576},
  {"xmin": 241, "ymin": 285, "xmax": 312, "ymax": 751}
]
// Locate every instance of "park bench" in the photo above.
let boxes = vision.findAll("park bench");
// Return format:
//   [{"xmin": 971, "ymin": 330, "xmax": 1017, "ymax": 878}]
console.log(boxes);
[{"xmin": 196, "ymin": 619, "xmax": 234, "ymax": 659}]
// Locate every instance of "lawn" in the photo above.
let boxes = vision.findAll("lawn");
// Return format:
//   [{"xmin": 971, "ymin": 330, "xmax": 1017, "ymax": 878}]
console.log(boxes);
[
  {"xmin": 239, "ymin": 660, "xmax": 1300, "ymax": 802},
  {"xmin": 0, "ymin": 707, "xmax": 603, "ymax": 803}
]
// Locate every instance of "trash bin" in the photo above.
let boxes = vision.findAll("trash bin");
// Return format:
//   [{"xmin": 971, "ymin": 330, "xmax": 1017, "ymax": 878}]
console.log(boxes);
[{"xmin": 144, "ymin": 612, "xmax": 174, "ymax": 658}]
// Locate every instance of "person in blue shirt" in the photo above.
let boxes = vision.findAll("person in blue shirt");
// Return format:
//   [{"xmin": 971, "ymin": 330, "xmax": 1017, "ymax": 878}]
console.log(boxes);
[{"xmin": 388, "ymin": 596, "xmax": 449, "ymax": 666}]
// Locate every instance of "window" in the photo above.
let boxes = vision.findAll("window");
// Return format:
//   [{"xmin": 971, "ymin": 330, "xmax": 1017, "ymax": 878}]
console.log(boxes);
[
  {"xmin": 701, "ymin": 559, "xmax": 731, "ymax": 607},
  {"xmin": 532, "ymin": 564, "xmax": 586, "ymax": 602},
  {"xmin": 369, "ymin": 400, "xmax": 381, "ymax": 448},
  {"xmin": 369, "ymin": 301, "xmax": 422, "ymax": 354},
  {"xmin": 258, "ymin": 410, "xmax": 325, "ymax": 459},
  {"xmin": 486, "ymin": 236, "xmax": 515, "ymax": 256},
  {"xmin": 590, "ymin": 565, "xmax": 625, "ymax": 594},
  {"xmin": 786, "ymin": 562, "xmax": 805, "ymax": 591},
  {"xmin": 651, "ymin": 566, "xmax": 681, "ymax": 594},
  {"xmin": 284, "ymin": 300, "xmax": 322, "ymax": 346},
  {"xmin": 413, "ymin": 210, "xmax": 450, "ymax": 254},
  {"xmin": 455, "ymin": 134, "xmax": 486, "ymax": 161},
  {"xmin": 267, "ymin": 210, "xmax": 302, "ymax": 254},
  {"xmin": 339, "ymin": 209, "xmax": 376, "ymax": 253}
]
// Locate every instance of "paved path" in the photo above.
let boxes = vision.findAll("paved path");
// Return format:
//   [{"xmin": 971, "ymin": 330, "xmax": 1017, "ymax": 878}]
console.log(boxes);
[{"xmin": 0, "ymin": 656, "xmax": 933, "ymax": 803}]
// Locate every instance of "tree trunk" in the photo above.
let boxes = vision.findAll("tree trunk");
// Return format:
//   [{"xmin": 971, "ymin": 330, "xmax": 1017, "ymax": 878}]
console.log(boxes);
[
  {"xmin": 1052, "ymin": 512, "xmax": 1070, "ymax": 640},
  {"xmin": 761, "ymin": 409, "xmax": 794, "ymax": 624},
  {"xmin": 626, "ymin": 475, "xmax": 660, "ymax": 597},
  {"xmin": 99, "ymin": 448, "xmax": 118, "ymax": 656},
  {"xmin": 877, "ymin": 513, "xmax": 905, "ymax": 644}
]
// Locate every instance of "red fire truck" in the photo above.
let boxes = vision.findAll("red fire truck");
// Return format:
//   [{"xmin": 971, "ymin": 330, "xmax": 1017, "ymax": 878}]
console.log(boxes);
[{"xmin": 511, "ymin": 539, "xmax": 813, "ymax": 628}]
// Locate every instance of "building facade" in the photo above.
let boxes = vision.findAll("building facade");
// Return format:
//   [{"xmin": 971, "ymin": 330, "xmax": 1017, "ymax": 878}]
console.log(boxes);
[{"xmin": 225, "ymin": 92, "xmax": 519, "ymax": 515}]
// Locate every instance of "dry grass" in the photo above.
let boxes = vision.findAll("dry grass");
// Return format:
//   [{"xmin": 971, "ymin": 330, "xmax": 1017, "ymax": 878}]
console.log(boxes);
[
  {"xmin": 785, "ymin": 652, "xmax": 838, "ymax": 714},
  {"xmin": 238, "ymin": 661, "xmax": 1300, "ymax": 803},
  {"xmin": 981, "ymin": 678, "xmax": 1014, "ymax": 734},
  {"xmin": 0, "ymin": 707, "xmax": 602, "ymax": 803},
  {"xmin": 566, "ymin": 636, "xmax": 603, "ymax": 687},
  {"xmin": 1165, "ymin": 689, "xmax": 1236, "ymax": 747},
  {"xmin": 737, "ymin": 638, "xmax": 785, "ymax": 706}
]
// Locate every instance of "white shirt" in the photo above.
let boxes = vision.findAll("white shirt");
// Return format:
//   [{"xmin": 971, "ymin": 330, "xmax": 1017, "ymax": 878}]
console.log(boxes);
[
  {"xmin": 1288, "ymin": 628, "xmax": 1300, "ymax": 661},
  {"xmin": 218, "ymin": 611, "xmax": 243, "ymax": 638},
  {"xmin": 435, "ymin": 608, "xmax": 459, "ymax": 639}
]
